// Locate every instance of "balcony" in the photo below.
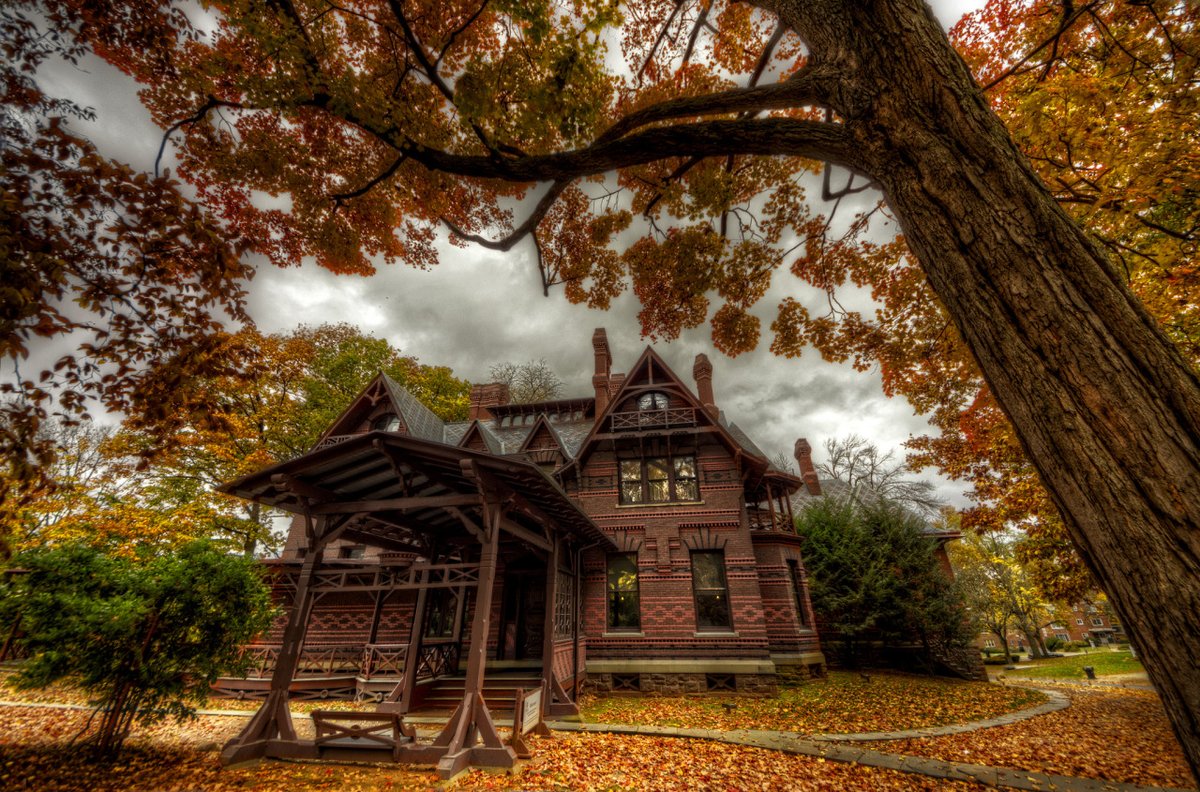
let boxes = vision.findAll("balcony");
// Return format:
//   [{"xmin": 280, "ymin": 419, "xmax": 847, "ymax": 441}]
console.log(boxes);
[
  {"xmin": 747, "ymin": 505, "xmax": 791, "ymax": 532},
  {"xmin": 610, "ymin": 407, "xmax": 697, "ymax": 432}
]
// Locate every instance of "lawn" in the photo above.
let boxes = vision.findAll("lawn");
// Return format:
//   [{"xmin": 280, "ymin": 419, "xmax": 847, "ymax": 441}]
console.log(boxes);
[
  {"xmin": 1012, "ymin": 650, "xmax": 1144, "ymax": 679},
  {"xmin": 579, "ymin": 670, "xmax": 1045, "ymax": 735}
]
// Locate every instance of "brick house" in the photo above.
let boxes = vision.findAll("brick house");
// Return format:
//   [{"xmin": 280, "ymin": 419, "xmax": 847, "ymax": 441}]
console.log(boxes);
[
  {"xmin": 217, "ymin": 329, "xmax": 825, "ymax": 725},
  {"xmin": 1041, "ymin": 602, "xmax": 1127, "ymax": 646}
]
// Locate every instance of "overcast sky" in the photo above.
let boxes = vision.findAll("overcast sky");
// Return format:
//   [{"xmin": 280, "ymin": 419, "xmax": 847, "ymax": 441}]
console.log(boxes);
[{"xmin": 28, "ymin": 0, "xmax": 988, "ymax": 505}]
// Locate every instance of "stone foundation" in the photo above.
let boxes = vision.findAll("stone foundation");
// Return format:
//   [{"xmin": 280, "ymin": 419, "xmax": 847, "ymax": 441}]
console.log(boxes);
[
  {"xmin": 585, "ymin": 671, "xmax": 778, "ymax": 696},
  {"xmin": 771, "ymin": 651, "xmax": 827, "ymax": 683}
]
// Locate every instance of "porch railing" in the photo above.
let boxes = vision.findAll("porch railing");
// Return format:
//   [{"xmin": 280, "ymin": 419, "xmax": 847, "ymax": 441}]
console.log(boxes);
[
  {"xmin": 238, "ymin": 640, "xmax": 461, "ymax": 681},
  {"xmin": 609, "ymin": 407, "xmax": 696, "ymax": 431},
  {"xmin": 360, "ymin": 643, "xmax": 407, "ymax": 680},
  {"xmin": 747, "ymin": 505, "xmax": 790, "ymax": 531},
  {"xmin": 415, "ymin": 640, "xmax": 461, "ymax": 679}
]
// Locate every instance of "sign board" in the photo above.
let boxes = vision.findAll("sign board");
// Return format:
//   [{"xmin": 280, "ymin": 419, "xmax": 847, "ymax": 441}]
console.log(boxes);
[{"xmin": 520, "ymin": 687, "xmax": 543, "ymax": 734}]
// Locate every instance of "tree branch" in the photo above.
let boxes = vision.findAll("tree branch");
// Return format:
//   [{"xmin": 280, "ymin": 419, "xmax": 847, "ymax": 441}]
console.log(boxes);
[
  {"xmin": 155, "ymin": 96, "xmax": 242, "ymax": 177},
  {"xmin": 440, "ymin": 181, "xmax": 568, "ymax": 250},
  {"xmin": 981, "ymin": 1, "xmax": 1100, "ymax": 92},
  {"xmin": 400, "ymin": 117, "xmax": 858, "ymax": 184},
  {"xmin": 596, "ymin": 62, "xmax": 836, "ymax": 145},
  {"xmin": 331, "ymin": 153, "xmax": 408, "ymax": 205}
]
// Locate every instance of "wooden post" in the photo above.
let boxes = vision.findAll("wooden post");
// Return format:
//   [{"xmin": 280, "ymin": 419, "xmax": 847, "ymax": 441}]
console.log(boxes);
[
  {"xmin": 541, "ymin": 535, "xmax": 560, "ymax": 710},
  {"xmin": 366, "ymin": 589, "xmax": 387, "ymax": 645},
  {"xmin": 424, "ymin": 474, "xmax": 516, "ymax": 779},
  {"xmin": 221, "ymin": 515, "xmax": 327, "ymax": 765},
  {"xmin": 394, "ymin": 567, "xmax": 429, "ymax": 712},
  {"xmin": 765, "ymin": 482, "xmax": 777, "ymax": 530}
]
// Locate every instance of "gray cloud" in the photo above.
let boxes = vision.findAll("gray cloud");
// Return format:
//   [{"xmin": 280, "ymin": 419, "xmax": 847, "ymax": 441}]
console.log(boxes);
[{"xmin": 19, "ymin": 1, "xmax": 990, "ymax": 511}]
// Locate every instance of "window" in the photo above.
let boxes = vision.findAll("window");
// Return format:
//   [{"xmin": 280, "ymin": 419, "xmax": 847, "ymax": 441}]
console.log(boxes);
[
  {"xmin": 620, "ymin": 455, "xmax": 699, "ymax": 504},
  {"xmin": 424, "ymin": 588, "xmax": 460, "ymax": 639},
  {"xmin": 787, "ymin": 559, "xmax": 809, "ymax": 627},
  {"xmin": 1092, "ymin": 617, "xmax": 1104, "ymax": 627},
  {"xmin": 637, "ymin": 392, "xmax": 669, "ymax": 411},
  {"xmin": 338, "ymin": 545, "xmax": 365, "ymax": 560},
  {"xmin": 606, "ymin": 553, "xmax": 640, "ymax": 631},
  {"xmin": 1076, "ymin": 618, "xmax": 1085, "ymax": 625},
  {"xmin": 691, "ymin": 550, "xmax": 732, "ymax": 631},
  {"xmin": 984, "ymin": 638, "xmax": 996, "ymax": 648},
  {"xmin": 372, "ymin": 413, "xmax": 401, "ymax": 432}
]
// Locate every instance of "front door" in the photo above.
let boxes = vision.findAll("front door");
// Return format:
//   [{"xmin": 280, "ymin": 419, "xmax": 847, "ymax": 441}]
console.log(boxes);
[{"xmin": 499, "ymin": 568, "xmax": 545, "ymax": 660}]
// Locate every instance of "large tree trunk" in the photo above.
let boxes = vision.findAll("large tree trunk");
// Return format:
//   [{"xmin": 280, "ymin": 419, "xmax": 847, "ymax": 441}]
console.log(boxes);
[{"xmin": 771, "ymin": 0, "xmax": 1200, "ymax": 778}]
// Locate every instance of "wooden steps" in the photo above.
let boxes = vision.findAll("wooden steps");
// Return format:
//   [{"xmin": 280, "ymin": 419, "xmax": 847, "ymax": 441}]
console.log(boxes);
[{"xmin": 414, "ymin": 671, "xmax": 543, "ymax": 714}]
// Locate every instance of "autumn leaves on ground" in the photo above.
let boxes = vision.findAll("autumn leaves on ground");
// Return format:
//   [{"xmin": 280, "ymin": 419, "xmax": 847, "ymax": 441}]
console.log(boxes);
[{"xmin": 0, "ymin": 671, "xmax": 1191, "ymax": 791}]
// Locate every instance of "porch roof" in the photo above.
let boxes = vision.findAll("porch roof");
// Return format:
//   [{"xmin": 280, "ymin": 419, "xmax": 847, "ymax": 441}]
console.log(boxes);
[{"xmin": 220, "ymin": 431, "xmax": 614, "ymax": 552}]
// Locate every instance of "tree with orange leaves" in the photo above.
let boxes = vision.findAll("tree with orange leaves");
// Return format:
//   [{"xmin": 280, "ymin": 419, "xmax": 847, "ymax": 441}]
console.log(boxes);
[{"xmin": 7, "ymin": 0, "xmax": 1200, "ymax": 775}]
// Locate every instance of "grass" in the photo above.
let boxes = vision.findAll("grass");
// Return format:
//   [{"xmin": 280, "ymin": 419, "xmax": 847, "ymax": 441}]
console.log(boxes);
[
  {"xmin": 1013, "ymin": 649, "xmax": 1144, "ymax": 679},
  {"xmin": 579, "ymin": 670, "xmax": 1045, "ymax": 735}
]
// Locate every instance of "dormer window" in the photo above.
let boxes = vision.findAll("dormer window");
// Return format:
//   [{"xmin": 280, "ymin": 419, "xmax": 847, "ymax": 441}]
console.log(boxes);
[
  {"xmin": 371, "ymin": 413, "xmax": 401, "ymax": 432},
  {"xmin": 637, "ymin": 392, "xmax": 669, "ymax": 411}
]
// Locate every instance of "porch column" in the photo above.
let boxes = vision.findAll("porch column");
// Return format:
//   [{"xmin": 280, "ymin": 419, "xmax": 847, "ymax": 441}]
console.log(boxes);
[
  {"xmin": 765, "ymin": 482, "xmax": 778, "ymax": 530},
  {"xmin": 423, "ymin": 474, "xmax": 515, "ymax": 779},
  {"xmin": 390, "ymin": 567, "xmax": 429, "ymax": 712},
  {"xmin": 221, "ymin": 516, "xmax": 328, "ymax": 765},
  {"xmin": 541, "ymin": 534, "xmax": 575, "ymax": 716}
]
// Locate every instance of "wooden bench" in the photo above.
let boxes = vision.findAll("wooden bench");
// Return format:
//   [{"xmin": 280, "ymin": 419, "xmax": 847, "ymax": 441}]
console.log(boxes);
[{"xmin": 311, "ymin": 710, "xmax": 415, "ymax": 760}]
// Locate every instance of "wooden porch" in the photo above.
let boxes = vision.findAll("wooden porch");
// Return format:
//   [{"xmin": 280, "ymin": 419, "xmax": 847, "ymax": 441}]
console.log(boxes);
[{"xmin": 217, "ymin": 432, "xmax": 611, "ymax": 779}]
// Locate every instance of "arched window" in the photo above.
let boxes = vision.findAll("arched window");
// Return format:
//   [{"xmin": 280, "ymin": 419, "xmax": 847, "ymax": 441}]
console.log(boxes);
[
  {"xmin": 371, "ymin": 413, "xmax": 401, "ymax": 432},
  {"xmin": 636, "ymin": 392, "xmax": 668, "ymax": 411}
]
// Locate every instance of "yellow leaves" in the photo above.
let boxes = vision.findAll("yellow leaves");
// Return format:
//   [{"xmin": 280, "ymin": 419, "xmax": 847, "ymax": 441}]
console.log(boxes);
[
  {"xmin": 624, "ymin": 226, "xmax": 721, "ymax": 340},
  {"xmin": 711, "ymin": 303, "xmax": 760, "ymax": 356},
  {"xmin": 580, "ymin": 671, "xmax": 1043, "ymax": 737},
  {"xmin": 888, "ymin": 687, "xmax": 1192, "ymax": 790}
]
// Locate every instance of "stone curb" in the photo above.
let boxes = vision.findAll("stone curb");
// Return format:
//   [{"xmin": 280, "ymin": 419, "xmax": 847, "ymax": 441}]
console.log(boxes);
[
  {"xmin": 808, "ymin": 687, "xmax": 1071, "ymax": 742},
  {"xmin": 997, "ymin": 676, "xmax": 1156, "ymax": 692},
  {"xmin": 547, "ymin": 720, "xmax": 1191, "ymax": 792}
]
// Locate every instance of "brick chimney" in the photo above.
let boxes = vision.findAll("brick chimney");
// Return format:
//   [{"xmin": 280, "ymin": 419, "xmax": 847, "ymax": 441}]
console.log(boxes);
[
  {"xmin": 794, "ymin": 438, "xmax": 822, "ymax": 496},
  {"xmin": 468, "ymin": 382, "xmax": 511, "ymax": 421},
  {"xmin": 693, "ymin": 353, "xmax": 718, "ymax": 419},
  {"xmin": 592, "ymin": 328, "xmax": 612, "ymax": 414}
]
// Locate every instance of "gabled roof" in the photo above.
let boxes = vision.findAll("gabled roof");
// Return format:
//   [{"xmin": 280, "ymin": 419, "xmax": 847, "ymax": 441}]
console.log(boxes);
[
  {"xmin": 315, "ymin": 371, "xmax": 445, "ymax": 446},
  {"xmin": 561, "ymin": 346, "xmax": 795, "ymax": 489},
  {"xmin": 457, "ymin": 420, "xmax": 503, "ymax": 454},
  {"xmin": 381, "ymin": 376, "xmax": 445, "ymax": 443},
  {"xmin": 519, "ymin": 414, "xmax": 568, "ymax": 455},
  {"xmin": 221, "ymin": 431, "xmax": 614, "ymax": 551}
]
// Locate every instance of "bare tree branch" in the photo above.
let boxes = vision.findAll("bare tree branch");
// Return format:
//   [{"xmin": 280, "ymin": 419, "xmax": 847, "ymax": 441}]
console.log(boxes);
[{"xmin": 440, "ymin": 181, "xmax": 569, "ymax": 250}]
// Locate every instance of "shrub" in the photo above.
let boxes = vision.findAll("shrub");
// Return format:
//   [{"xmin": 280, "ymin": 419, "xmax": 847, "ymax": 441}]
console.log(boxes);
[
  {"xmin": 796, "ymin": 497, "xmax": 974, "ymax": 669},
  {"xmin": 0, "ymin": 540, "xmax": 275, "ymax": 755}
]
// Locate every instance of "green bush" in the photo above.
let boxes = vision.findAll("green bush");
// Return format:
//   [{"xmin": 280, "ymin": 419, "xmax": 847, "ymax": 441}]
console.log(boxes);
[
  {"xmin": 796, "ymin": 497, "xmax": 974, "ymax": 669},
  {"xmin": 0, "ymin": 540, "xmax": 275, "ymax": 756}
]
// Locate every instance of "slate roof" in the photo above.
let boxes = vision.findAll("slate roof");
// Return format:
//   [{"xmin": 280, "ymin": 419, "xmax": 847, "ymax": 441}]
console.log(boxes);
[
  {"xmin": 378, "ymin": 351, "xmax": 777, "ymax": 473},
  {"xmin": 725, "ymin": 419, "xmax": 768, "ymax": 461},
  {"xmin": 441, "ymin": 414, "xmax": 593, "ymax": 457},
  {"xmin": 381, "ymin": 374, "xmax": 445, "ymax": 443}
]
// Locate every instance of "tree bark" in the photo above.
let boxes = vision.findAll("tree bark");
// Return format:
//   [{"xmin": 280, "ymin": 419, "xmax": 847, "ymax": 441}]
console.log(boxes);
[{"xmin": 764, "ymin": 0, "xmax": 1200, "ymax": 778}]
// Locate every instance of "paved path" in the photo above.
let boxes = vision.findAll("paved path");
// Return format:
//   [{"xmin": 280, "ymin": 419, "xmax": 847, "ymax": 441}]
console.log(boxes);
[
  {"xmin": 0, "ymin": 693, "xmax": 1189, "ymax": 792},
  {"xmin": 994, "ymin": 676, "xmax": 1155, "ymax": 692}
]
